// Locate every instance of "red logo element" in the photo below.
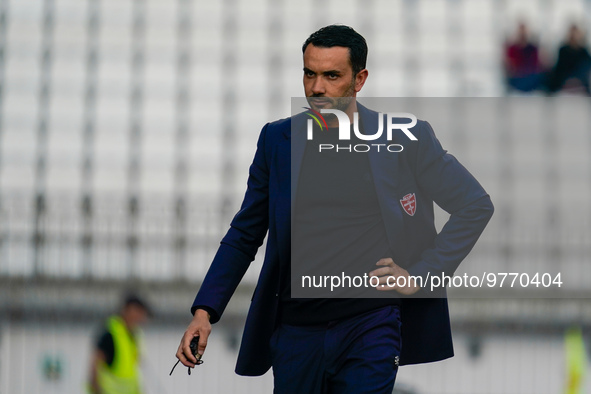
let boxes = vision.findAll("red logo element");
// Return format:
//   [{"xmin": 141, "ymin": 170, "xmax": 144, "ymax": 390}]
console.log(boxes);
[{"xmin": 400, "ymin": 193, "xmax": 416, "ymax": 216}]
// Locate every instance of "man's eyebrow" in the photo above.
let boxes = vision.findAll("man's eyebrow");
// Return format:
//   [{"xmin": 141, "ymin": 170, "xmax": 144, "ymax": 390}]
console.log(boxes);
[
  {"xmin": 322, "ymin": 70, "xmax": 342, "ymax": 76},
  {"xmin": 303, "ymin": 68, "xmax": 342, "ymax": 76}
]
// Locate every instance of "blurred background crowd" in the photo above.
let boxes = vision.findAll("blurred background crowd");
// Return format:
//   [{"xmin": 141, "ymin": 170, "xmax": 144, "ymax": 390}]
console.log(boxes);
[
  {"xmin": 0, "ymin": 0, "xmax": 590, "ymax": 393},
  {"xmin": 504, "ymin": 21, "xmax": 590, "ymax": 94}
]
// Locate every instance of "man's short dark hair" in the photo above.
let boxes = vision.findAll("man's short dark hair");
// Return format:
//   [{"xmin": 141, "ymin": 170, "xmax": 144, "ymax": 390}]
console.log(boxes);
[{"xmin": 302, "ymin": 25, "xmax": 368, "ymax": 75}]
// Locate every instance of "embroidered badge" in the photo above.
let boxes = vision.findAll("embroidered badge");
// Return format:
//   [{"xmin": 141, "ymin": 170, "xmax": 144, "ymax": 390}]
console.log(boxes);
[{"xmin": 400, "ymin": 193, "xmax": 416, "ymax": 216}]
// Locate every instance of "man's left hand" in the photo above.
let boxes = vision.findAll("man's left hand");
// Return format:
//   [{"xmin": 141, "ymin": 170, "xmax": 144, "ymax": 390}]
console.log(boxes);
[{"xmin": 369, "ymin": 257, "xmax": 421, "ymax": 295}]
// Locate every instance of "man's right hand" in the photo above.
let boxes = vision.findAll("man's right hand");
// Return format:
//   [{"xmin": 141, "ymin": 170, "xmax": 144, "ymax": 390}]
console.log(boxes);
[{"xmin": 176, "ymin": 309, "xmax": 211, "ymax": 368}]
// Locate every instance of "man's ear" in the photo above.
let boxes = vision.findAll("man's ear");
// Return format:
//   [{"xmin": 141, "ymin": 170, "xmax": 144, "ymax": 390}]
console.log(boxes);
[{"xmin": 354, "ymin": 69, "xmax": 369, "ymax": 93}]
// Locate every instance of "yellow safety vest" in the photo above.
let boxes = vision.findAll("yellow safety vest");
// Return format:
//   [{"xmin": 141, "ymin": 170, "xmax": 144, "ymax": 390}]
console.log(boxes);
[
  {"xmin": 96, "ymin": 315, "xmax": 143, "ymax": 394},
  {"xmin": 565, "ymin": 326, "xmax": 588, "ymax": 394}
]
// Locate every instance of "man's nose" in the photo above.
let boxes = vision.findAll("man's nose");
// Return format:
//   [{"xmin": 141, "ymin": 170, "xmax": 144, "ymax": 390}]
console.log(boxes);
[{"xmin": 311, "ymin": 77, "xmax": 326, "ymax": 95}]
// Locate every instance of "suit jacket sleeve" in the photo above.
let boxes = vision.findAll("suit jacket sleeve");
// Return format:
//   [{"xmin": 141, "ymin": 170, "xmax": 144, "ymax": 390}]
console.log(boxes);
[
  {"xmin": 191, "ymin": 124, "xmax": 271, "ymax": 323},
  {"xmin": 406, "ymin": 121, "xmax": 494, "ymax": 284}
]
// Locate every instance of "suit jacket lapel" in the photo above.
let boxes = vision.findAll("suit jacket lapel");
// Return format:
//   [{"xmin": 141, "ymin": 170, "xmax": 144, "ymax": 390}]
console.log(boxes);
[
  {"xmin": 359, "ymin": 103, "xmax": 408, "ymax": 264},
  {"xmin": 286, "ymin": 114, "xmax": 307, "ymax": 215},
  {"xmin": 275, "ymin": 114, "xmax": 306, "ymax": 268}
]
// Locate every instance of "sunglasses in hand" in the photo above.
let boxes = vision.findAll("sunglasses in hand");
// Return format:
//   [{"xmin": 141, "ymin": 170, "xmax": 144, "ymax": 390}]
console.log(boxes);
[{"xmin": 170, "ymin": 336, "xmax": 204, "ymax": 376}]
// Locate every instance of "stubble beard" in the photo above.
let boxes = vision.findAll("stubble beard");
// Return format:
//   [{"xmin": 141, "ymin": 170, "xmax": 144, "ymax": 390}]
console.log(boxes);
[{"xmin": 307, "ymin": 77, "xmax": 356, "ymax": 112}]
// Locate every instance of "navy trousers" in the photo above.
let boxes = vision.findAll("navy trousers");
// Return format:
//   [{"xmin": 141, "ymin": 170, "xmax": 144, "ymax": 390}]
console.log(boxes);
[{"xmin": 270, "ymin": 305, "xmax": 402, "ymax": 394}]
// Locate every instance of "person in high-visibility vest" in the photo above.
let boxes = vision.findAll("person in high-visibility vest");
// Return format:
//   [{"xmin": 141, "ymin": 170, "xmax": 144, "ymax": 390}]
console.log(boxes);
[
  {"xmin": 565, "ymin": 326, "xmax": 588, "ymax": 394},
  {"xmin": 88, "ymin": 294, "xmax": 151, "ymax": 394}
]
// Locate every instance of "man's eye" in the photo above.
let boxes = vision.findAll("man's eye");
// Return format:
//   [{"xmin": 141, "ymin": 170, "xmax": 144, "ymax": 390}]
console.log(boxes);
[
  {"xmin": 327, "ymin": 74, "xmax": 338, "ymax": 79},
  {"xmin": 305, "ymin": 71, "xmax": 315, "ymax": 77}
]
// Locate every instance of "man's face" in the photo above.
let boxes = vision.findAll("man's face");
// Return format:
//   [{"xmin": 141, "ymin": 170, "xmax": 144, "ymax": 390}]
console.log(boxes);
[
  {"xmin": 303, "ymin": 44, "xmax": 366, "ymax": 113},
  {"xmin": 122, "ymin": 304, "xmax": 149, "ymax": 330}
]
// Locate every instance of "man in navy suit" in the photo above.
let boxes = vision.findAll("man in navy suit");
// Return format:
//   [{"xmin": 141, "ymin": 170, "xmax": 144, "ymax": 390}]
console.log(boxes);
[{"xmin": 176, "ymin": 25, "xmax": 494, "ymax": 393}]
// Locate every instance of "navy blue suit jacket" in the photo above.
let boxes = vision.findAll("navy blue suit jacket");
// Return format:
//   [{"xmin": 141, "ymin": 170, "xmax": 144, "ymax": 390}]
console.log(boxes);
[{"xmin": 192, "ymin": 103, "xmax": 494, "ymax": 376}]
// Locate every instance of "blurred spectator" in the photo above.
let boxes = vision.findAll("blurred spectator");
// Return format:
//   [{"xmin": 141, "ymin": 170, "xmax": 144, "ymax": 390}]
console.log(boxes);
[
  {"xmin": 564, "ymin": 326, "xmax": 587, "ymax": 394},
  {"xmin": 87, "ymin": 293, "xmax": 151, "ymax": 394},
  {"xmin": 546, "ymin": 24, "xmax": 591, "ymax": 95},
  {"xmin": 504, "ymin": 22, "xmax": 544, "ymax": 93}
]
